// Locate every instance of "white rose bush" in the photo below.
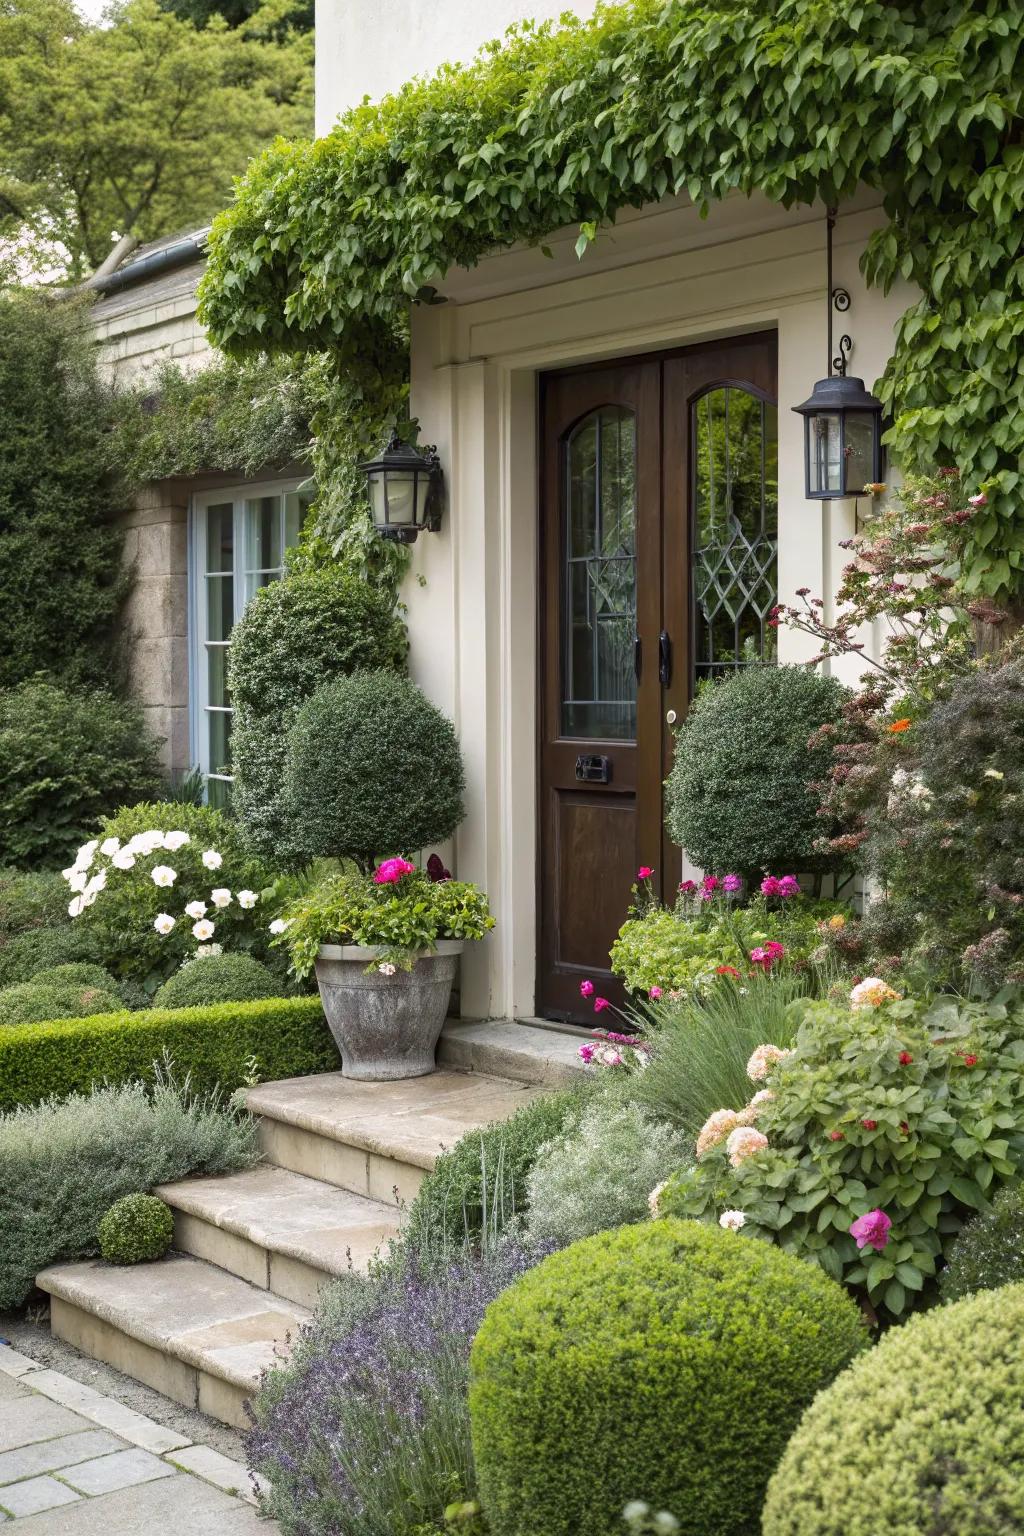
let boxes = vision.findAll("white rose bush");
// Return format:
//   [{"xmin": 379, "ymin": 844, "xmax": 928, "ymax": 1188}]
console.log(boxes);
[{"xmin": 63, "ymin": 804, "xmax": 278, "ymax": 993}]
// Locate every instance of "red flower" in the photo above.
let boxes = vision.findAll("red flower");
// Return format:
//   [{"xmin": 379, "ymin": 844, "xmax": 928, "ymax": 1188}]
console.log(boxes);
[
  {"xmin": 861, "ymin": 1119, "xmax": 878, "ymax": 1131},
  {"xmin": 898, "ymin": 1051, "xmax": 913, "ymax": 1066},
  {"xmin": 900, "ymin": 1121, "xmax": 910, "ymax": 1134},
  {"xmin": 829, "ymin": 1130, "xmax": 845, "ymax": 1142},
  {"xmin": 716, "ymin": 964, "xmax": 741, "ymax": 978},
  {"xmin": 962, "ymin": 1053, "xmax": 978, "ymax": 1066}
]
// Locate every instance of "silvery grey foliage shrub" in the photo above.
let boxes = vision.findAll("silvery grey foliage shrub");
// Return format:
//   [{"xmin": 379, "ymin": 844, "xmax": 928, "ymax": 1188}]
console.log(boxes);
[
  {"xmin": 0, "ymin": 1068, "xmax": 258, "ymax": 1307},
  {"xmin": 525, "ymin": 1101, "xmax": 687, "ymax": 1247}
]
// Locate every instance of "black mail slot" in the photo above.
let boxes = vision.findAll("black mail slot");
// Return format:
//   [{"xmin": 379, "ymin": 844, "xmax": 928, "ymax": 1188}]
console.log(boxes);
[{"xmin": 575, "ymin": 753, "xmax": 611, "ymax": 784}]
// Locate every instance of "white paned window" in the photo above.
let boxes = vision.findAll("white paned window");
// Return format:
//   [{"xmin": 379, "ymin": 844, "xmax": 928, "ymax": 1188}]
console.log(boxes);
[{"xmin": 190, "ymin": 481, "xmax": 311, "ymax": 806}]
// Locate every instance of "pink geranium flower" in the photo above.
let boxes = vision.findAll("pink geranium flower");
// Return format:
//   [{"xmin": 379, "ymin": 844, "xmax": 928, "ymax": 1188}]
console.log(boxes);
[
  {"xmin": 649, "ymin": 986, "xmax": 662, "ymax": 1000},
  {"xmin": 760, "ymin": 875, "xmax": 781, "ymax": 896},
  {"xmin": 849, "ymin": 1208, "xmax": 892, "ymax": 1252},
  {"xmin": 679, "ymin": 880, "xmax": 697, "ymax": 894},
  {"xmin": 702, "ymin": 875, "xmax": 721, "ymax": 893},
  {"xmin": 723, "ymin": 874, "xmax": 743, "ymax": 893},
  {"xmin": 580, "ymin": 979, "xmax": 594, "ymax": 998},
  {"xmin": 373, "ymin": 857, "xmax": 417, "ymax": 884},
  {"xmin": 637, "ymin": 865, "xmax": 654, "ymax": 880},
  {"xmin": 593, "ymin": 997, "xmax": 611, "ymax": 1013},
  {"xmin": 777, "ymin": 875, "xmax": 801, "ymax": 897}
]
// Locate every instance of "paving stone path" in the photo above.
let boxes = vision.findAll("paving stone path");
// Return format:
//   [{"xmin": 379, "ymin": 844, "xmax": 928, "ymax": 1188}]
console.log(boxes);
[{"xmin": 0, "ymin": 1344, "xmax": 274, "ymax": 1531}]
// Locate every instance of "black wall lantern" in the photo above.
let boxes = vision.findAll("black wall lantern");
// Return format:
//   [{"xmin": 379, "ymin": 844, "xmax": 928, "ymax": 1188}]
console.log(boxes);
[
  {"xmin": 792, "ymin": 209, "xmax": 885, "ymax": 500},
  {"xmin": 360, "ymin": 430, "xmax": 443, "ymax": 543}
]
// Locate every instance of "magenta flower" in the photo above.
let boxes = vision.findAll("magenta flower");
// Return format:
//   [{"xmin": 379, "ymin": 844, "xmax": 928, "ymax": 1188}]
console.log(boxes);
[
  {"xmin": 849, "ymin": 1208, "xmax": 892, "ymax": 1252},
  {"xmin": 702, "ymin": 875, "xmax": 721, "ymax": 893},
  {"xmin": 637, "ymin": 865, "xmax": 654, "ymax": 880},
  {"xmin": 679, "ymin": 880, "xmax": 697, "ymax": 894},
  {"xmin": 577, "ymin": 1043, "xmax": 595, "ymax": 1064},
  {"xmin": 373, "ymin": 857, "xmax": 417, "ymax": 885},
  {"xmin": 750, "ymin": 947, "xmax": 771, "ymax": 969},
  {"xmin": 723, "ymin": 874, "xmax": 743, "ymax": 893},
  {"xmin": 579, "ymin": 979, "xmax": 594, "ymax": 999},
  {"xmin": 764, "ymin": 941, "xmax": 785, "ymax": 959},
  {"xmin": 649, "ymin": 986, "xmax": 662, "ymax": 1000},
  {"xmin": 760, "ymin": 876, "xmax": 782, "ymax": 897},
  {"xmin": 778, "ymin": 875, "xmax": 801, "ymax": 897},
  {"xmin": 593, "ymin": 997, "xmax": 611, "ymax": 1013}
]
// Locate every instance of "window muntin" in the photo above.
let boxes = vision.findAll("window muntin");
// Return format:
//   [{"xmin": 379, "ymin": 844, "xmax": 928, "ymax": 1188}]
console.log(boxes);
[
  {"xmin": 561, "ymin": 406, "xmax": 638, "ymax": 740},
  {"xmin": 692, "ymin": 387, "xmax": 778, "ymax": 681},
  {"xmin": 191, "ymin": 481, "xmax": 311, "ymax": 804}
]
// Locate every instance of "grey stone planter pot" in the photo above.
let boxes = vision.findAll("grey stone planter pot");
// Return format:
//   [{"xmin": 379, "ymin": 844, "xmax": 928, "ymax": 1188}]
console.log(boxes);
[{"xmin": 314, "ymin": 941, "xmax": 465, "ymax": 1080}]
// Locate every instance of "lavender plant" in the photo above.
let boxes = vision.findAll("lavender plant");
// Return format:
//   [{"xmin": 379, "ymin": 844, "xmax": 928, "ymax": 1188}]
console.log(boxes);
[{"xmin": 247, "ymin": 1243, "xmax": 543, "ymax": 1536}]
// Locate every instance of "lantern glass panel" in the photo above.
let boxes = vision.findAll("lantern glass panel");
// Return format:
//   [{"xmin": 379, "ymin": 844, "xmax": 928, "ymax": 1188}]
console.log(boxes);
[
  {"xmin": 844, "ymin": 412, "xmax": 876, "ymax": 496},
  {"xmin": 810, "ymin": 412, "xmax": 843, "ymax": 496},
  {"xmin": 384, "ymin": 468, "xmax": 418, "ymax": 527}
]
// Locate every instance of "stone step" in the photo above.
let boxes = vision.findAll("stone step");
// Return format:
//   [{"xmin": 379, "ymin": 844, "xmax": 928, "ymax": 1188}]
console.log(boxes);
[
  {"xmin": 438, "ymin": 1018, "xmax": 586, "ymax": 1087},
  {"xmin": 36, "ymin": 1254, "xmax": 309, "ymax": 1431},
  {"xmin": 156, "ymin": 1165, "xmax": 402, "ymax": 1311},
  {"xmin": 246, "ymin": 1068, "xmax": 544, "ymax": 1204}
]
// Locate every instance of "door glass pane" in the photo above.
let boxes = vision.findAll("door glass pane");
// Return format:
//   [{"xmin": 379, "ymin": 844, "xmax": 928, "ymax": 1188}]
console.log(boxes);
[
  {"xmin": 207, "ymin": 644, "xmax": 230, "ymax": 709},
  {"xmin": 206, "ymin": 574, "xmax": 234, "ymax": 642},
  {"xmin": 246, "ymin": 495, "xmax": 282, "ymax": 572},
  {"xmin": 205, "ymin": 503, "xmax": 234, "ymax": 573},
  {"xmin": 562, "ymin": 407, "xmax": 637, "ymax": 739},
  {"xmin": 207, "ymin": 710, "xmax": 232, "ymax": 776},
  {"xmin": 693, "ymin": 387, "xmax": 778, "ymax": 681}
]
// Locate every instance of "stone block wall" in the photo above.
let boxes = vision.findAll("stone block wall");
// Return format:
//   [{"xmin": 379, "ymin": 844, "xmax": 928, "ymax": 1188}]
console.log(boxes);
[{"xmin": 118, "ymin": 484, "xmax": 190, "ymax": 777}]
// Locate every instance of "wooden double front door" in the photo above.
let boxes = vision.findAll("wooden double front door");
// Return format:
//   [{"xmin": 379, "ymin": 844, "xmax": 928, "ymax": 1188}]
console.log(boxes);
[{"xmin": 537, "ymin": 333, "xmax": 779, "ymax": 1021}]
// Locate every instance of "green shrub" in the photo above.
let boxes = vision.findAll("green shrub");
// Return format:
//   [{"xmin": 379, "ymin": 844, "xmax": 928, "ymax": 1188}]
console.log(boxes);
[
  {"xmin": 404, "ymin": 1089, "xmax": 588, "ymax": 1256},
  {"xmin": 940, "ymin": 1183, "xmax": 1024, "ymax": 1303},
  {"xmin": 155, "ymin": 952, "xmax": 287, "ymax": 1009},
  {"xmin": 525, "ymin": 1102, "xmax": 686, "ymax": 1247},
  {"xmin": 0, "ymin": 869, "xmax": 68, "ymax": 939},
  {"xmin": 609, "ymin": 891, "xmax": 834, "ymax": 996},
  {"xmin": 0, "ymin": 980, "xmax": 122, "ymax": 1026},
  {"xmin": 661, "ymin": 992, "xmax": 1024, "ymax": 1321},
  {"xmin": 665, "ymin": 665, "xmax": 847, "ymax": 879},
  {"xmin": 98, "ymin": 1193, "xmax": 174, "ymax": 1265},
  {"xmin": 285, "ymin": 671, "xmax": 466, "ymax": 868},
  {"xmin": 0, "ymin": 292, "xmax": 129, "ymax": 693},
  {"xmin": 71, "ymin": 800, "xmax": 273, "ymax": 992},
  {"xmin": 0, "ymin": 681, "xmax": 163, "ymax": 869},
  {"xmin": 0, "ymin": 922, "xmax": 104, "ymax": 988},
  {"xmin": 762, "ymin": 1283, "xmax": 1024, "ymax": 1536},
  {"xmin": 0, "ymin": 1073, "xmax": 258, "ymax": 1308},
  {"xmin": 0, "ymin": 995, "xmax": 336, "ymax": 1112},
  {"xmin": 32, "ymin": 962, "xmax": 123, "ymax": 996},
  {"xmin": 228, "ymin": 567, "xmax": 407, "ymax": 861},
  {"xmin": 469, "ymin": 1220, "xmax": 867, "ymax": 1536}
]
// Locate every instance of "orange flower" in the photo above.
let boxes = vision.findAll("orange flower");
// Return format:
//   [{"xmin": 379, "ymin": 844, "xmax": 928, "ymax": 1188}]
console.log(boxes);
[{"xmin": 888, "ymin": 718, "xmax": 912, "ymax": 734}]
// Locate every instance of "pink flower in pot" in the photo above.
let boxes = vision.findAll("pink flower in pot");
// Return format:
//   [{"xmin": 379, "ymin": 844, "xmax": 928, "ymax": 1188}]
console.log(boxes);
[{"xmin": 373, "ymin": 857, "xmax": 417, "ymax": 884}]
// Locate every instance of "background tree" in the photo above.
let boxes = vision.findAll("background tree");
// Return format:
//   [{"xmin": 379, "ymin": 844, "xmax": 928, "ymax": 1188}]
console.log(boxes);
[{"xmin": 0, "ymin": 0, "xmax": 313, "ymax": 279}]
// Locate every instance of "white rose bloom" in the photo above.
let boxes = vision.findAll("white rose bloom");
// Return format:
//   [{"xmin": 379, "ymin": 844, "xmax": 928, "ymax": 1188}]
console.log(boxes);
[
  {"xmin": 68, "ymin": 895, "xmax": 85, "ymax": 918},
  {"xmin": 80, "ymin": 889, "xmax": 98, "ymax": 908},
  {"xmin": 163, "ymin": 830, "xmax": 191, "ymax": 851},
  {"xmin": 201, "ymin": 849, "xmax": 223, "ymax": 870},
  {"xmin": 210, "ymin": 888, "xmax": 232, "ymax": 909},
  {"xmin": 61, "ymin": 865, "xmax": 76, "ymax": 883},
  {"xmin": 192, "ymin": 918, "xmax": 215, "ymax": 941},
  {"xmin": 719, "ymin": 1209, "xmax": 746, "ymax": 1232},
  {"xmin": 100, "ymin": 836, "xmax": 120, "ymax": 857},
  {"xmin": 151, "ymin": 865, "xmax": 177, "ymax": 888},
  {"xmin": 378, "ymin": 961, "xmax": 397, "ymax": 976},
  {"xmin": 268, "ymin": 918, "xmax": 289, "ymax": 935},
  {"xmin": 154, "ymin": 913, "xmax": 176, "ymax": 935},
  {"xmin": 184, "ymin": 900, "xmax": 207, "ymax": 920},
  {"xmin": 85, "ymin": 869, "xmax": 107, "ymax": 896},
  {"xmin": 112, "ymin": 850, "xmax": 136, "ymax": 870},
  {"xmin": 67, "ymin": 870, "xmax": 88, "ymax": 894},
  {"xmin": 236, "ymin": 889, "xmax": 258, "ymax": 909},
  {"xmin": 74, "ymin": 839, "xmax": 98, "ymax": 871}
]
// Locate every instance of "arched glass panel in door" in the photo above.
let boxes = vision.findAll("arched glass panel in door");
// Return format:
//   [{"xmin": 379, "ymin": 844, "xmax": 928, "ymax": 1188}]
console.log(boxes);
[
  {"xmin": 562, "ymin": 406, "xmax": 637, "ymax": 739},
  {"xmin": 692, "ymin": 387, "xmax": 779, "ymax": 681}
]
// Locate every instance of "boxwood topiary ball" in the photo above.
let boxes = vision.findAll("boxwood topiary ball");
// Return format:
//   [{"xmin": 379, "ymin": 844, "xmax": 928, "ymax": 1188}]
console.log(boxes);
[
  {"xmin": 0, "ymin": 980, "xmax": 121, "ymax": 1026},
  {"xmin": 468, "ymin": 1218, "xmax": 867, "ymax": 1536},
  {"xmin": 154, "ymin": 952, "xmax": 287, "ymax": 1009},
  {"xmin": 98, "ymin": 1194, "xmax": 174, "ymax": 1265},
  {"xmin": 285, "ymin": 670, "xmax": 466, "ymax": 866},
  {"xmin": 762, "ymin": 1283, "xmax": 1024, "ymax": 1536},
  {"xmin": 665, "ymin": 664, "xmax": 847, "ymax": 878}
]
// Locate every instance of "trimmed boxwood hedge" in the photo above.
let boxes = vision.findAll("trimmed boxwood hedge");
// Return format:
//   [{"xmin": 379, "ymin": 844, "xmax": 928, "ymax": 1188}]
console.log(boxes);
[{"xmin": 0, "ymin": 995, "xmax": 336, "ymax": 1111}]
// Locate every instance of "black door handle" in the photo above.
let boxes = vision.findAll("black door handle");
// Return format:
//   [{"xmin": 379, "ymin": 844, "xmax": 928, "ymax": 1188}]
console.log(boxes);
[
  {"xmin": 634, "ymin": 634, "xmax": 642, "ymax": 681},
  {"xmin": 659, "ymin": 631, "xmax": 672, "ymax": 686}
]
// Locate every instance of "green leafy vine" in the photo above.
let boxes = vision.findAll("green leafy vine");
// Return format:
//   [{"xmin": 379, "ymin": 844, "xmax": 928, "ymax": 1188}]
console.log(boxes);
[{"xmin": 198, "ymin": 0, "xmax": 1024, "ymax": 598}]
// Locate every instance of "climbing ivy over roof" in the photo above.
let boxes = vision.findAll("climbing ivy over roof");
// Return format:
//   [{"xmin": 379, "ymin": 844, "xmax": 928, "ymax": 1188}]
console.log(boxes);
[{"xmin": 198, "ymin": 0, "xmax": 1024, "ymax": 598}]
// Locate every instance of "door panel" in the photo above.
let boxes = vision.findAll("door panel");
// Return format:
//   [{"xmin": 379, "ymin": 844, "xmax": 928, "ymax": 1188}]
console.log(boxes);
[{"xmin": 538, "ymin": 335, "xmax": 778, "ymax": 1022}]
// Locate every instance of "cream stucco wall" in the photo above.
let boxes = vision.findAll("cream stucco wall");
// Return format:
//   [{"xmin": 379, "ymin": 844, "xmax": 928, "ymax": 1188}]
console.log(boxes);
[
  {"xmin": 404, "ymin": 191, "xmax": 915, "ymax": 1021},
  {"xmin": 314, "ymin": 0, "xmax": 599, "ymax": 132}
]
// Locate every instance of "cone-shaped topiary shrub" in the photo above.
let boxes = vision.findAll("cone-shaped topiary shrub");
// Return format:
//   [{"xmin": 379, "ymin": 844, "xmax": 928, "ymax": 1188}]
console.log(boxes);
[
  {"xmin": 98, "ymin": 1193, "xmax": 174, "ymax": 1264},
  {"xmin": 154, "ymin": 952, "xmax": 287, "ymax": 1009},
  {"xmin": 285, "ymin": 670, "xmax": 466, "ymax": 869},
  {"xmin": 468, "ymin": 1219, "xmax": 867, "ymax": 1536},
  {"xmin": 762, "ymin": 1282, "xmax": 1024, "ymax": 1536},
  {"xmin": 939, "ymin": 1183, "xmax": 1024, "ymax": 1303},
  {"xmin": 665, "ymin": 665, "xmax": 847, "ymax": 879}
]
